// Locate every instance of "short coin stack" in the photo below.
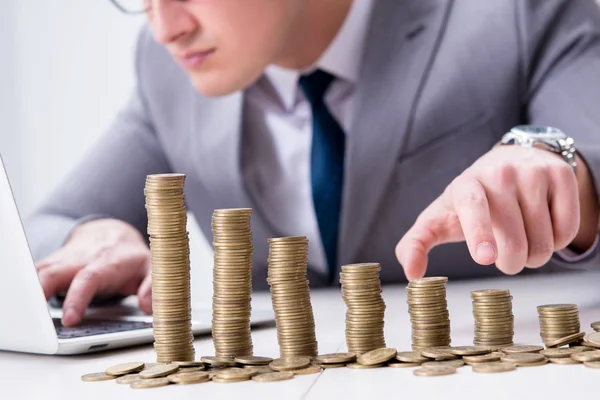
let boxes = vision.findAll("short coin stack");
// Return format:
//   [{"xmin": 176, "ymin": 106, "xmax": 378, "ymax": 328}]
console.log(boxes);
[
  {"xmin": 406, "ymin": 277, "xmax": 451, "ymax": 350},
  {"xmin": 471, "ymin": 289, "xmax": 514, "ymax": 347},
  {"xmin": 144, "ymin": 174, "xmax": 195, "ymax": 363},
  {"xmin": 211, "ymin": 208, "xmax": 254, "ymax": 357},
  {"xmin": 267, "ymin": 236, "xmax": 318, "ymax": 357},
  {"xmin": 537, "ymin": 304, "xmax": 581, "ymax": 347},
  {"xmin": 340, "ymin": 263, "xmax": 386, "ymax": 355}
]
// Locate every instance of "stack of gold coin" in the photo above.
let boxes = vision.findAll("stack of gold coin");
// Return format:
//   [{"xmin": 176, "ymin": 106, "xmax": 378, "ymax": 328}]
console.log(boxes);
[
  {"xmin": 407, "ymin": 277, "xmax": 451, "ymax": 350},
  {"xmin": 211, "ymin": 208, "xmax": 254, "ymax": 357},
  {"xmin": 340, "ymin": 263, "xmax": 386, "ymax": 355},
  {"xmin": 471, "ymin": 289, "xmax": 514, "ymax": 347},
  {"xmin": 144, "ymin": 174, "xmax": 195, "ymax": 363},
  {"xmin": 267, "ymin": 236, "xmax": 318, "ymax": 357},
  {"xmin": 537, "ymin": 304, "xmax": 580, "ymax": 346}
]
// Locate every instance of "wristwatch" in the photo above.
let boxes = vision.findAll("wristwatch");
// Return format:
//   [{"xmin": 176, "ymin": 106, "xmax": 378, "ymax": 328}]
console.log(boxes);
[{"xmin": 500, "ymin": 125, "xmax": 577, "ymax": 175}]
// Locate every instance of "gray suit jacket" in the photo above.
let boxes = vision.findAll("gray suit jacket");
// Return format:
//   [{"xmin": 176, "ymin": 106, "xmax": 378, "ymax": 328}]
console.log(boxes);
[{"xmin": 25, "ymin": 0, "xmax": 600, "ymax": 289}]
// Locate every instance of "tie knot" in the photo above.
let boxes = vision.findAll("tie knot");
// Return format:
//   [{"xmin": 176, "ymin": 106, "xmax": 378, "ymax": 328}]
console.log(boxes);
[{"xmin": 299, "ymin": 69, "xmax": 335, "ymax": 105}]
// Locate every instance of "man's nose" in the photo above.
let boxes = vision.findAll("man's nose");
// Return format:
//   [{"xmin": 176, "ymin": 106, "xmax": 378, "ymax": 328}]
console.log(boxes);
[{"xmin": 150, "ymin": 0, "xmax": 196, "ymax": 45}]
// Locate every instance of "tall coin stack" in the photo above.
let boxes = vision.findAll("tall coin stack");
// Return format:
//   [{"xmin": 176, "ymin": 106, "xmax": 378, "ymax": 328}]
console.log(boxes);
[
  {"xmin": 406, "ymin": 277, "xmax": 451, "ymax": 350},
  {"xmin": 267, "ymin": 236, "xmax": 318, "ymax": 358},
  {"xmin": 144, "ymin": 173, "xmax": 195, "ymax": 363},
  {"xmin": 471, "ymin": 289, "xmax": 514, "ymax": 347},
  {"xmin": 340, "ymin": 263, "xmax": 386, "ymax": 355},
  {"xmin": 211, "ymin": 208, "xmax": 254, "ymax": 357},
  {"xmin": 537, "ymin": 304, "xmax": 581, "ymax": 346}
]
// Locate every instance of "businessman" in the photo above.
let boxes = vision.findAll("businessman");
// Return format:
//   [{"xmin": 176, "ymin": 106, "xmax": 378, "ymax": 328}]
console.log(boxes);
[{"xmin": 26, "ymin": 0, "xmax": 600, "ymax": 327}]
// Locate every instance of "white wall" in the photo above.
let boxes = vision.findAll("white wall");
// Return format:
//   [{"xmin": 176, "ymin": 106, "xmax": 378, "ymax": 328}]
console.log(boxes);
[{"xmin": 1, "ymin": 0, "xmax": 213, "ymax": 305}]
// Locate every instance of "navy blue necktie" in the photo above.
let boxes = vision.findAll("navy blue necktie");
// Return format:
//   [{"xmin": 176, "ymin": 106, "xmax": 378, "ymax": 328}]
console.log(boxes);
[{"xmin": 299, "ymin": 70, "xmax": 345, "ymax": 279}]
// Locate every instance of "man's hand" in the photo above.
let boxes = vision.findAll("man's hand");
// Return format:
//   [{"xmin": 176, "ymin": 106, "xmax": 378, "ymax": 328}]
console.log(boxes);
[
  {"xmin": 35, "ymin": 218, "xmax": 152, "ymax": 327},
  {"xmin": 396, "ymin": 144, "xmax": 599, "ymax": 280}
]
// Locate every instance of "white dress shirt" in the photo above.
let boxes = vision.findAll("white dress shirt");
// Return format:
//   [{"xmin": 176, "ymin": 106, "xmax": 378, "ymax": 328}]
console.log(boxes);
[
  {"xmin": 240, "ymin": 0, "xmax": 592, "ymax": 274},
  {"xmin": 241, "ymin": 0, "xmax": 375, "ymax": 275}
]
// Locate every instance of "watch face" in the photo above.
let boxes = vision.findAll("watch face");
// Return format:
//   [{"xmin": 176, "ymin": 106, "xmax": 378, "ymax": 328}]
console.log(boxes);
[{"xmin": 511, "ymin": 125, "xmax": 566, "ymax": 139}]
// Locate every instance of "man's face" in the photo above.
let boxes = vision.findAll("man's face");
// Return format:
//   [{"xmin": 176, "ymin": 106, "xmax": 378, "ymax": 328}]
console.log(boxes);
[{"xmin": 147, "ymin": 0, "xmax": 304, "ymax": 97}]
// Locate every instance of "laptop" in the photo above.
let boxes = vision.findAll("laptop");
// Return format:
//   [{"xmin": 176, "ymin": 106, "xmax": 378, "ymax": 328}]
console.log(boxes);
[{"xmin": 0, "ymin": 154, "xmax": 274, "ymax": 355}]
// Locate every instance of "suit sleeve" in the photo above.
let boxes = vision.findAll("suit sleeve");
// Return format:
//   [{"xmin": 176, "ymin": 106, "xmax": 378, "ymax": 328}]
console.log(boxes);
[
  {"xmin": 519, "ymin": 0, "xmax": 600, "ymax": 269},
  {"xmin": 24, "ymin": 27, "xmax": 172, "ymax": 261}
]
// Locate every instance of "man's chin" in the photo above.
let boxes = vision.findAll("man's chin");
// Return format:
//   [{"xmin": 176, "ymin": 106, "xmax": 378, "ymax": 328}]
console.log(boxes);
[{"xmin": 187, "ymin": 69, "xmax": 263, "ymax": 98}]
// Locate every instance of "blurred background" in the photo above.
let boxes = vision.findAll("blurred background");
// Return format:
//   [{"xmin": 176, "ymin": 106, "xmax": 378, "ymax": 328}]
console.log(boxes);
[{"xmin": 0, "ymin": 0, "xmax": 214, "ymax": 306}]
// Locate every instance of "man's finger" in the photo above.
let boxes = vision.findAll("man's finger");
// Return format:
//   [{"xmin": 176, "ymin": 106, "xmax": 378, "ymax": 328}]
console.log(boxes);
[
  {"xmin": 396, "ymin": 195, "xmax": 463, "ymax": 280},
  {"xmin": 35, "ymin": 248, "xmax": 72, "ymax": 271},
  {"xmin": 549, "ymin": 166, "xmax": 580, "ymax": 250},
  {"xmin": 37, "ymin": 262, "xmax": 82, "ymax": 300},
  {"xmin": 451, "ymin": 176, "xmax": 497, "ymax": 265},
  {"xmin": 137, "ymin": 273, "xmax": 153, "ymax": 315}
]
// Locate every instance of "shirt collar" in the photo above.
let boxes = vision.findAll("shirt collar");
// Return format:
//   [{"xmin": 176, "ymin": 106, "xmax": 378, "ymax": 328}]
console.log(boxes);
[{"xmin": 264, "ymin": 0, "xmax": 375, "ymax": 111}]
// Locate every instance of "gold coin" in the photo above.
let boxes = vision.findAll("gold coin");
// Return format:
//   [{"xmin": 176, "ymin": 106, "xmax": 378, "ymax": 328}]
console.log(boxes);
[
  {"xmin": 214, "ymin": 369, "xmax": 255, "ymax": 380},
  {"xmin": 571, "ymin": 350, "xmax": 600, "ymax": 362},
  {"xmin": 549, "ymin": 357, "xmax": 580, "ymax": 365},
  {"xmin": 233, "ymin": 356, "xmax": 273, "ymax": 365},
  {"xmin": 115, "ymin": 374, "xmax": 141, "ymax": 384},
  {"xmin": 314, "ymin": 353, "xmax": 357, "ymax": 364},
  {"xmin": 252, "ymin": 372, "xmax": 295, "ymax": 382},
  {"xmin": 472, "ymin": 362, "xmax": 516, "ymax": 373},
  {"xmin": 540, "ymin": 347, "xmax": 583, "ymax": 358},
  {"xmin": 346, "ymin": 362, "xmax": 387, "ymax": 369},
  {"xmin": 585, "ymin": 332, "xmax": 600, "ymax": 347},
  {"xmin": 449, "ymin": 346, "xmax": 491, "ymax": 356},
  {"xmin": 105, "ymin": 361, "xmax": 145, "ymax": 376},
  {"xmin": 591, "ymin": 321, "xmax": 600, "ymax": 331},
  {"xmin": 269, "ymin": 357, "xmax": 311, "ymax": 371},
  {"xmin": 388, "ymin": 362, "xmax": 421, "ymax": 368},
  {"xmin": 500, "ymin": 353, "xmax": 546, "ymax": 365},
  {"xmin": 544, "ymin": 332, "xmax": 585, "ymax": 348},
  {"xmin": 130, "ymin": 377, "xmax": 171, "ymax": 389},
  {"xmin": 171, "ymin": 361, "xmax": 205, "ymax": 367},
  {"xmin": 81, "ymin": 372, "xmax": 116, "ymax": 382},
  {"xmin": 356, "ymin": 348, "xmax": 397, "ymax": 365},
  {"xmin": 422, "ymin": 359, "xmax": 464, "ymax": 368},
  {"xmin": 291, "ymin": 365, "xmax": 323, "ymax": 375},
  {"xmin": 413, "ymin": 366, "xmax": 456, "ymax": 377},
  {"xmin": 139, "ymin": 364, "xmax": 179, "ymax": 379},
  {"xmin": 200, "ymin": 356, "xmax": 238, "ymax": 367},
  {"xmin": 500, "ymin": 345, "xmax": 543, "ymax": 354},
  {"xmin": 584, "ymin": 361, "xmax": 600, "ymax": 368},
  {"xmin": 168, "ymin": 371, "xmax": 210, "ymax": 384},
  {"xmin": 243, "ymin": 365, "xmax": 273, "ymax": 374},
  {"xmin": 420, "ymin": 348, "xmax": 458, "ymax": 360},
  {"xmin": 395, "ymin": 351, "xmax": 429, "ymax": 363},
  {"xmin": 462, "ymin": 354, "xmax": 502, "ymax": 364}
]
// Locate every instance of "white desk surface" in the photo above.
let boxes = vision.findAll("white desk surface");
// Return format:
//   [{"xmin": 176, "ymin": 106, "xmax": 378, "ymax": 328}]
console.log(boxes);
[{"xmin": 2, "ymin": 270, "xmax": 600, "ymax": 400}]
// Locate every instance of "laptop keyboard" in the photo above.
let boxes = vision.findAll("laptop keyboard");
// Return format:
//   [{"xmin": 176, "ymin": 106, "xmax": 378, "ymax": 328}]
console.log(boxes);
[{"xmin": 53, "ymin": 318, "xmax": 152, "ymax": 339}]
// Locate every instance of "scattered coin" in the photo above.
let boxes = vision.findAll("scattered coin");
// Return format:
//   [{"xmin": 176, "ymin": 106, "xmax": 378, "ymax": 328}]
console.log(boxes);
[
  {"xmin": 471, "ymin": 289, "xmax": 514, "ymax": 347},
  {"xmin": 268, "ymin": 236, "xmax": 318, "ymax": 357},
  {"xmin": 501, "ymin": 345, "xmax": 543, "ymax": 354},
  {"xmin": 214, "ymin": 369, "xmax": 255, "ymax": 381},
  {"xmin": 420, "ymin": 348, "xmax": 459, "ymax": 360},
  {"xmin": 320, "ymin": 363, "xmax": 346, "ymax": 369},
  {"xmin": 462, "ymin": 354, "xmax": 501, "ymax": 364},
  {"xmin": 387, "ymin": 362, "xmax": 422, "ymax": 368},
  {"xmin": 172, "ymin": 361, "xmax": 205, "ymax": 368},
  {"xmin": 269, "ymin": 357, "xmax": 312, "ymax": 371},
  {"xmin": 340, "ymin": 263, "xmax": 387, "ymax": 354},
  {"xmin": 139, "ymin": 364, "xmax": 179, "ymax": 379},
  {"xmin": 357, "ymin": 348, "xmax": 397, "ymax": 365},
  {"xmin": 252, "ymin": 372, "xmax": 295, "ymax": 382},
  {"xmin": 243, "ymin": 365, "xmax": 273, "ymax": 374},
  {"xmin": 540, "ymin": 347, "xmax": 582, "ymax": 358},
  {"xmin": 291, "ymin": 365, "xmax": 323, "ymax": 375},
  {"xmin": 584, "ymin": 332, "xmax": 600, "ymax": 348},
  {"xmin": 500, "ymin": 353, "xmax": 546, "ymax": 366},
  {"xmin": 591, "ymin": 321, "xmax": 600, "ymax": 332},
  {"xmin": 545, "ymin": 332, "xmax": 585, "ymax": 348},
  {"xmin": 168, "ymin": 371, "xmax": 210, "ymax": 384},
  {"xmin": 571, "ymin": 350, "xmax": 600, "ymax": 362},
  {"xmin": 413, "ymin": 366, "xmax": 456, "ymax": 377},
  {"xmin": 396, "ymin": 351, "xmax": 429, "ymax": 363},
  {"xmin": 408, "ymin": 277, "xmax": 451, "ymax": 350},
  {"xmin": 449, "ymin": 346, "xmax": 491, "ymax": 356},
  {"xmin": 234, "ymin": 356, "xmax": 273, "ymax": 366},
  {"xmin": 346, "ymin": 363, "xmax": 387, "ymax": 369},
  {"xmin": 200, "ymin": 356, "xmax": 237, "ymax": 367},
  {"xmin": 422, "ymin": 359, "xmax": 465, "ymax": 368},
  {"xmin": 549, "ymin": 357, "xmax": 580, "ymax": 365},
  {"xmin": 314, "ymin": 353, "xmax": 357, "ymax": 364},
  {"xmin": 130, "ymin": 377, "xmax": 171, "ymax": 389},
  {"xmin": 105, "ymin": 362, "xmax": 145, "ymax": 376},
  {"xmin": 472, "ymin": 362, "xmax": 516, "ymax": 373},
  {"xmin": 115, "ymin": 374, "xmax": 142, "ymax": 384},
  {"xmin": 584, "ymin": 361, "xmax": 600, "ymax": 369},
  {"xmin": 81, "ymin": 372, "xmax": 116, "ymax": 382}
]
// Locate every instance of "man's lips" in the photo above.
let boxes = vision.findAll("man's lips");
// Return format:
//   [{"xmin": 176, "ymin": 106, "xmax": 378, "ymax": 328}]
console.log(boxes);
[{"xmin": 177, "ymin": 49, "xmax": 216, "ymax": 69}]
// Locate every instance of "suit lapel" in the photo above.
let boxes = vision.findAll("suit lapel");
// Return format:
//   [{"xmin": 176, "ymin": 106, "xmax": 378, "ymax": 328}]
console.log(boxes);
[{"xmin": 338, "ymin": 0, "xmax": 453, "ymax": 268}]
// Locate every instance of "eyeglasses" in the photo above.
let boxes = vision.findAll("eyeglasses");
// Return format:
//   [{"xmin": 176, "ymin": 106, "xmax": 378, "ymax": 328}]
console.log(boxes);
[{"xmin": 108, "ymin": 0, "xmax": 149, "ymax": 14}]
